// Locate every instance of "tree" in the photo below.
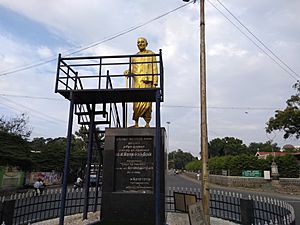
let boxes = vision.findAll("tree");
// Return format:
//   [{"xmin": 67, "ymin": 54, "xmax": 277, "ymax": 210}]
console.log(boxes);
[
  {"xmin": 168, "ymin": 149, "xmax": 196, "ymax": 170},
  {"xmin": 0, "ymin": 114, "xmax": 33, "ymax": 170},
  {"xmin": 277, "ymin": 155, "xmax": 300, "ymax": 178},
  {"xmin": 266, "ymin": 81, "xmax": 300, "ymax": 139},
  {"xmin": 29, "ymin": 136, "xmax": 87, "ymax": 178},
  {"xmin": 0, "ymin": 113, "xmax": 31, "ymax": 138},
  {"xmin": 33, "ymin": 137, "xmax": 66, "ymax": 172},
  {"xmin": 185, "ymin": 160, "xmax": 201, "ymax": 171},
  {"xmin": 208, "ymin": 137, "xmax": 247, "ymax": 157},
  {"xmin": 208, "ymin": 138, "xmax": 224, "ymax": 157},
  {"xmin": 209, "ymin": 154, "xmax": 269, "ymax": 176},
  {"xmin": 0, "ymin": 130, "xmax": 33, "ymax": 171},
  {"xmin": 248, "ymin": 141, "xmax": 280, "ymax": 155}
]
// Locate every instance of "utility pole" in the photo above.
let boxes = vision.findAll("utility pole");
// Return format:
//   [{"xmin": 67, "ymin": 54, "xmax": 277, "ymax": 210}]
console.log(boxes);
[
  {"xmin": 182, "ymin": 0, "xmax": 210, "ymax": 223},
  {"xmin": 199, "ymin": 0, "xmax": 210, "ymax": 224}
]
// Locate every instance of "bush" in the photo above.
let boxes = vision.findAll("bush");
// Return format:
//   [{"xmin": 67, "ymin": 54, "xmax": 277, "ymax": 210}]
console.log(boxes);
[
  {"xmin": 185, "ymin": 160, "xmax": 201, "ymax": 171},
  {"xmin": 208, "ymin": 154, "xmax": 299, "ymax": 178},
  {"xmin": 276, "ymin": 155, "xmax": 299, "ymax": 178}
]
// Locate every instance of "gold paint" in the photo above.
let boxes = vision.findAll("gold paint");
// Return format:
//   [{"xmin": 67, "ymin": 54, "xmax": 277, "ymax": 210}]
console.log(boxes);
[{"xmin": 124, "ymin": 37, "xmax": 158, "ymax": 128}]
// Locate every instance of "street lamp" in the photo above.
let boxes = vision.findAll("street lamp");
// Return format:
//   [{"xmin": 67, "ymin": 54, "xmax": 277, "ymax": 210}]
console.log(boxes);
[{"xmin": 182, "ymin": 0, "xmax": 210, "ymax": 224}]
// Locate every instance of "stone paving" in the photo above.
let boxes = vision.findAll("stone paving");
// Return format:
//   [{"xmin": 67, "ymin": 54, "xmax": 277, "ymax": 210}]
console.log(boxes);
[
  {"xmin": 166, "ymin": 212, "xmax": 238, "ymax": 225},
  {"xmin": 31, "ymin": 212, "xmax": 237, "ymax": 225}
]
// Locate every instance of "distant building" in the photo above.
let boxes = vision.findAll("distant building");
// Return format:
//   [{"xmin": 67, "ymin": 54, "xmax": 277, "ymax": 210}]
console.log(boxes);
[
  {"xmin": 280, "ymin": 144, "xmax": 300, "ymax": 152},
  {"xmin": 255, "ymin": 151, "xmax": 300, "ymax": 161}
]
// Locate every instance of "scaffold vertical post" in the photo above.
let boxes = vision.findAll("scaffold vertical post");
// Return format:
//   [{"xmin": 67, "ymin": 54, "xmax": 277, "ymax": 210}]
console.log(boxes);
[
  {"xmin": 155, "ymin": 90, "xmax": 161, "ymax": 225},
  {"xmin": 83, "ymin": 104, "xmax": 95, "ymax": 219},
  {"xmin": 59, "ymin": 92, "xmax": 74, "ymax": 225}
]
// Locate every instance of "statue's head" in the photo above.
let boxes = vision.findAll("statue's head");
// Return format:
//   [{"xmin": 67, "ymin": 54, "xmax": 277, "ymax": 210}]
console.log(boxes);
[{"xmin": 137, "ymin": 37, "xmax": 148, "ymax": 51}]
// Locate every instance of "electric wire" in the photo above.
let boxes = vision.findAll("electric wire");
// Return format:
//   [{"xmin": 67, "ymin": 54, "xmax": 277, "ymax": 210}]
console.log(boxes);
[
  {"xmin": 0, "ymin": 93, "xmax": 64, "ymax": 101},
  {"xmin": 0, "ymin": 2, "xmax": 192, "ymax": 77},
  {"xmin": 215, "ymin": 0, "xmax": 300, "ymax": 80},
  {"xmin": 207, "ymin": 0, "xmax": 299, "ymax": 81},
  {"xmin": 162, "ymin": 104, "xmax": 279, "ymax": 111},
  {"xmin": 0, "ymin": 96, "xmax": 66, "ymax": 125},
  {"xmin": 66, "ymin": 2, "xmax": 192, "ymax": 56},
  {"xmin": 0, "ymin": 93, "xmax": 280, "ymax": 111}
]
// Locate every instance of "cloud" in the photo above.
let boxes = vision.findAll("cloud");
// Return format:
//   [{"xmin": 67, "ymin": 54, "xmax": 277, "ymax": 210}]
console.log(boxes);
[
  {"xmin": 37, "ymin": 46, "xmax": 53, "ymax": 58},
  {"xmin": 208, "ymin": 43, "xmax": 248, "ymax": 57},
  {"xmin": 0, "ymin": 0, "xmax": 299, "ymax": 156}
]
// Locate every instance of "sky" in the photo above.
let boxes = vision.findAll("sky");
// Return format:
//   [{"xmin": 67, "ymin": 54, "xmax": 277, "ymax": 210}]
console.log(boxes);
[{"xmin": 0, "ymin": 0, "xmax": 299, "ymax": 157}]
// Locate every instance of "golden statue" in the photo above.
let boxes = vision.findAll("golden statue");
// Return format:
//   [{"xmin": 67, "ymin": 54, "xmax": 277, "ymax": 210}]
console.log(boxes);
[{"xmin": 124, "ymin": 37, "xmax": 158, "ymax": 128}]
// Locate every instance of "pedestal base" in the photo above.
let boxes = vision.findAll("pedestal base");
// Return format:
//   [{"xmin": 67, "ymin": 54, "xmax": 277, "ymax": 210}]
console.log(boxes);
[{"xmin": 101, "ymin": 128, "xmax": 166, "ymax": 225}]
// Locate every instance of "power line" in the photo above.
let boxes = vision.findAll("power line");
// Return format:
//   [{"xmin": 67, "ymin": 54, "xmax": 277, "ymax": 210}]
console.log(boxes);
[
  {"xmin": 0, "ymin": 58, "xmax": 57, "ymax": 77},
  {"xmin": 0, "ymin": 93, "xmax": 280, "ymax": 111},
  {"xmin": 207, "ymin": 0, "xmax": 299, "ymax": 81},
  {"xmin": 0, "ymin": 2, "xmax": 192, "ymax": 77},
  {"xmin": 67, "ymin": 2, "xmax": 192, "ymax": 56},
  {"xmin": 215, "ymin": 0, "xmax": 300, "ymax": 80},
  {"xmin": 0, "ymin": 93, "xmax": 64, "ymax": 101},
  {"xmin": 162, "ymin": 104, "xmax": 279, "ymax": 111},
  {"xmin": 0, "ymin": 96, "xmax": 66, "ymax": 125}
]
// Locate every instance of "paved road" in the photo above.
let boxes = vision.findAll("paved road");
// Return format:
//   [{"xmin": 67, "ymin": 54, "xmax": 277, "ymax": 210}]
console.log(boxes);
[{"xmin": 166, "ymin": 173, "xmax": 300, "ymax": 225}]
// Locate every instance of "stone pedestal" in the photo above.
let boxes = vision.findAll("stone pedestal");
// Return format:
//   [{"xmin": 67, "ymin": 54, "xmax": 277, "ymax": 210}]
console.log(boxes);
[{"xmin": 100, "ymin": 128, "xmax": 166, "ymax": 225}]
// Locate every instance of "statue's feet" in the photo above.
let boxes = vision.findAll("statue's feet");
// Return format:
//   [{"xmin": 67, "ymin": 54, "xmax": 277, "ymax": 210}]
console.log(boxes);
[
  {"xmin": 129, "ymin": 124, "xmax": 139, "ymax": 128},
  {"xmin": 145, "ymin": 123, "xmax": 150, "ymax": 128}
]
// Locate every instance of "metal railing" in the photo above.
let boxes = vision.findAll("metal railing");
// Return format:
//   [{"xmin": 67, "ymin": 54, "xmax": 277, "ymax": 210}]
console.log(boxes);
[
  {"xmin": 165, "ymin": 187, "xmax": 295, "ymax": 225},
  {"xmin": 1, "ymin": 188, "xmax": 101, "ymax": 225},
  {"xmin": 73, "ymin": 70, "xmax": 122, "ymax": 129},
  {"xmin": 55, "ymin": 52, "xmax": 164, "ymax": 99},
  {"xmin": 0, "ymin": 187, "xmax": 295, "ymax": 225}
]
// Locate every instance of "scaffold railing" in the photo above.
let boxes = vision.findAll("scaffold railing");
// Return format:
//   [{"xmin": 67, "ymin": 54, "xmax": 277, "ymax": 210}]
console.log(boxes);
[{"xmin": 55, "ymin": 50, "xmax": 164, "ymax": 104}]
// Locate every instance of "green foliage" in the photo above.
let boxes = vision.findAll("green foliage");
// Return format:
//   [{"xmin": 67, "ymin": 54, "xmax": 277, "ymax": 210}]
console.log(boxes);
[
  {"xmin": 209, "ymin": 154, "xmax": 269, "ymax": 176},
  {"xmin": 0, "ymin": 117, "xmax": 88, "ymax": 177},
  {"xmin": 208, "ymin": 156, "xmax": 227, "ymax": 174},
  {"xmin": 208, "ymin": 137, "xmax": 247, "ymax": 157},
  {"xmin": 266, "ymin": 81, "xmax": 300, "ymax": 139},
  {"xmin": 34, "ymin": 137, "xmax": 67, "ymax": 172},
  {"xmin": 208, "ymin": 154, "xmax": 298, "ymax": 178},
  {"xmin": 168, "ymin": 149, "xmax": 196, "ymax": 170},
  {"xmin": 275, "ymin": 155, "xmax": 299, "ymax": 178},
  {"xmin": 29, "ymin": 135, "xmax": 87, "ymax": 177},
  {"xmin": 185, "ymin": 160, "xmax": 201, "ymax": 171},
  {"xmin": 248, "ymin": 141, "xmax": 280, "ymax": 154},
  {"xmin": 0, "ymin": 113, "xmax": 31, "ymax": 138},
  {"xmin": 0, "ymin": 130, "xmax": 33, "ymax": 171}
]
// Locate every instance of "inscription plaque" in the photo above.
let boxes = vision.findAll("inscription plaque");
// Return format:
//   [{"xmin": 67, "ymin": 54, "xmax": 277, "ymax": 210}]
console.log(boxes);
[{"xmin": 114, "ymin": 136, "xmax": 154, "ymax": 193}]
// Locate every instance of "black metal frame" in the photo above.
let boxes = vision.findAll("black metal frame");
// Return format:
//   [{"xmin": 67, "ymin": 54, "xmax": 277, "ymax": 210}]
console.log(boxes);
[
  {"xmin": 11, "ymin": 188, "xmax": 101, "ymax": 225},
  {"xmin": 0, "ymin": 187, "xmax": 295, "ymax": 225},
  {"xmin": 165, "ymin": 188, "xmax": 296, "ymax": 225},
  {"xmin": 55, "ymin": 51, "xmax": 164, "ymax": 104},
  {"xmin": 55, "ymin": 51, "xmax": 164, "ymax": 225}
]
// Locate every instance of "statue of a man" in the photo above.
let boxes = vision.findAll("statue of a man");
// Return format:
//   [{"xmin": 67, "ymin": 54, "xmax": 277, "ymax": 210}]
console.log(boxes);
[{"xmin": 124, "ymin": 37, "xmax": 158, "ymax": 128}]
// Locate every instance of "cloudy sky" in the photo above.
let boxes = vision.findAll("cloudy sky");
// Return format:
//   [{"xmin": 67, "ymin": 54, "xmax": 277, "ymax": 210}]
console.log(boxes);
[{"xmin": 0, "ymin": 0, "xmax": 299, "ymax": 156}]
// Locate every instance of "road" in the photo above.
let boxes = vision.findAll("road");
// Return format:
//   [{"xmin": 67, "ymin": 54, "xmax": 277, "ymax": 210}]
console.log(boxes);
[{"xmin": 166, "ymin": 173, "xmax": 300, "ymax": 225}]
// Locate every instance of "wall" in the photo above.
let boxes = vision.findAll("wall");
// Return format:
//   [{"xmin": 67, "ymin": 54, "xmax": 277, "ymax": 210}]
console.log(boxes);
[
  {"xmin": 209, "ymin": 174, "xmax": 269, "ymax": 188},
  {"xmin": 0, "ymin": 166, "xmax": 24, "ymax": 188},
  {"xmin": 25, "ymin": 172, "xmax": 62, "ymax": 186},
  {"xmin": 184, "ymin": 171, "xmax": 300, "ymax": 192}
]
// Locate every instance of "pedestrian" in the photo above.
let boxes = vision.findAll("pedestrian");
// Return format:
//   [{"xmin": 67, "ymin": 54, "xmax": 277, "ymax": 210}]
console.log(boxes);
[
  {"xmin": 39, "ymin": 179, "xmax": 45, "ymax": 194},
  {"xmin": 33, "ymin": 179, "xmax": 41, "ymax": 195},
  {"xmin": 74, "ymin": 176, "xmax": 82, "ymax": 190}
]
